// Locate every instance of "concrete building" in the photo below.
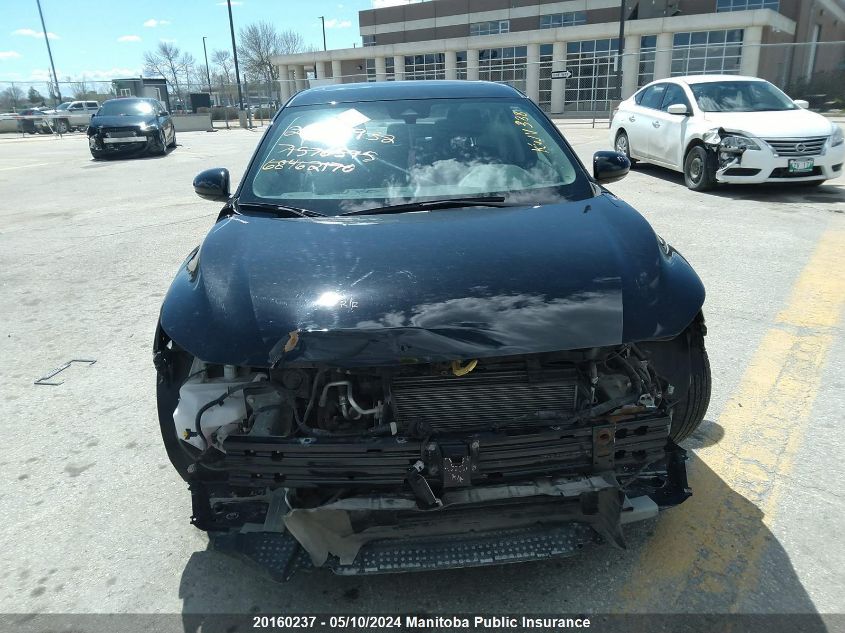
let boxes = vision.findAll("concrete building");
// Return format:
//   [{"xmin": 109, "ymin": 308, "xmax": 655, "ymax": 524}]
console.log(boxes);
[{"xmin": 273, "ymin": 0, "xmax": 845, "ymax": 114}]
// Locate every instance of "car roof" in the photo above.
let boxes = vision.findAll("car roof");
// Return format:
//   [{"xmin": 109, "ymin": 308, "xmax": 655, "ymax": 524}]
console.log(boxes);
[
  {"xmin": 102, "ymin": 97, "xmax": 157, "ymax": 104},
  {"xmin": 287, "ymin": 80, "xmax": 523, "ymax": 106},
  {"xmin": 670, "ymin": 74, "xmax": 766, "ymax": 85}
]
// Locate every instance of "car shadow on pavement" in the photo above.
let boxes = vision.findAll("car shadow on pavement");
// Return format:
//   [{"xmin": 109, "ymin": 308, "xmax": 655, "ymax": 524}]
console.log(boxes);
[
  {"xmin": 177, "ymin": 455, "xmax": 827, "ymax": 631},
  {"xmin": 632, "ymin": 163, "xmax": 845, "ymax": 205}
]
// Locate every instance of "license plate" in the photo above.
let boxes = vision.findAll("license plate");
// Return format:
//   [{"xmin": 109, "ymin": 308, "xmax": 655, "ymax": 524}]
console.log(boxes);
[
  {"xmin": 788, "ymin": 158, "xmax": 814, "ymax": 173},
  {"xmin": 104, "ymin": 136, "xmax": 146, "ymax": 143}
]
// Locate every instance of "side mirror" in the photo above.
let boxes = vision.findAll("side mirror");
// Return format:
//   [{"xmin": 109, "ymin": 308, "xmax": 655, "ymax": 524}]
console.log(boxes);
[
  {"xmin": 666, "ymin": 103, "xmax": 689, "ymax": 115},
  {"xmin": 794, "ymin": 99, "xmax": 809, "ymax": 109},
  {"xmin": 593, "ymin": 151, "xmax": 630, "ymax": 184},
  {"xmin": 193, "ymin": 168, "xmax": 230, "ymax": 201},
  {"xmin": 161, "ymin": 111, "xmax": 169, "ymax": 116}
]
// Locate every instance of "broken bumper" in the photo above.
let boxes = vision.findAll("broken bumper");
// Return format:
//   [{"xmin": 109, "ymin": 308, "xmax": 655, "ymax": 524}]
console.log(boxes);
[
  {"xmin": 207, "ymin": 478, "xmax": 673, "ymax": 577},
  {"xmin": 190, "ymin": 439, "xmax": 691, "ymax": 577},
  {"xmin": 715, "ymin": 143, "xmax": 844, "ymax": 184}
]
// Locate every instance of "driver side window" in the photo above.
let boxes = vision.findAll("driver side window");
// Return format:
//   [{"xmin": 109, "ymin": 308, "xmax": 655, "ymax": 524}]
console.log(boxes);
[{"xmin": 659, "ymin": 84, "xmax": 691, "ymax": 112}]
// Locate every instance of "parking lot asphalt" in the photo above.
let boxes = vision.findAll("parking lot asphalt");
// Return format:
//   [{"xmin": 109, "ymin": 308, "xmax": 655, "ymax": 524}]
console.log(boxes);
[{"xmin": 0, "ymin": 127, "xmax": 843, "ymax": 621}]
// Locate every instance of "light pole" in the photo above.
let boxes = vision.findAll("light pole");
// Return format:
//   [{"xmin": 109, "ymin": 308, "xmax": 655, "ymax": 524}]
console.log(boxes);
[
  {"xmin": 319, "ymin": 16, "xmax": 327, "ymax": 52},
  {"xmin": 616, "ymin": 0, "xmax": 626, "ymax": 101},
  {"xmin": 226, "ymin": 0, "xmax": 245, "ymax": 110},
  {"xmin": 36, "ymin": 0, "xmax": 61, "ymax": 104},
  {"xmin": 202, "ymin": 36, "xmax": 212, "ymax": 94}
]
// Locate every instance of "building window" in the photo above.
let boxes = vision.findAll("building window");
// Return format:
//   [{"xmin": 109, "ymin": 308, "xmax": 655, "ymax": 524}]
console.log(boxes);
[
  {"xmin": 638, "ymin": 35, "xmax": 657, "ymax": 87},
  {"xmin": 119, "ymin": 88, "xmax": 131, "ymax": 96},
  {"xmin": 539, "ymin": 43, "xmax": 554, "ymax": 111},
  {"xmin": 565, "ymin": 38, "xmax": 620, "ymax": 112},
  {"xmin": 366, "ymin": 57, "xmax": 396, "ymax": 82},
  {"xmin": 671, "ymin": 29, "xmax": 743, "ymax": 76},
  {"xmin": 716, "ymin": 0, "xmax": 778, "ymax": 11},
  {"xmin": 470, "ymin": 20, "xmax": 509, "ymax": 36},
  {"xmin": 362, "ymin": 34, "xmax": 376, "ymax": 47},
  {"xmin": 540, "ymin": 12, "xmax": 587, "ymax": 29},
  {"xmin": 456, "ymin": 50, "xmax": 467, "ymax": 80},
  {"xmin": 478, "ymin": 47, "xmax": 527, "ymax": 92},
  {"xmin": 404, "ymin": 53, "xmax": 446, "ymax": 80}
]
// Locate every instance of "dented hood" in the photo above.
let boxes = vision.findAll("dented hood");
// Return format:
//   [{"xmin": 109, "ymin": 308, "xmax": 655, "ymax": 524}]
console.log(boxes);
[
  {"xmin": 702, "ymin": 108, "xmax": 835, "ymax": 138},
  {"xmin": 159, "ymin": 194, "xmax": 704, "ymax": 367}
]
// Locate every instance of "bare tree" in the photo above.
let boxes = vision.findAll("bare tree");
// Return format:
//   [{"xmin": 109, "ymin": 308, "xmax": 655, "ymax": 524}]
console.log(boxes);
[
  {"xmin": 238, "ymin": 22, "xmax": 304, "ymax": 100},
  {"xmin": 67, "ymin": 75, "xmax": 94, "ymax": 99},
  {"xmin": 144, "ymin": 41, "xmax": 196, "ymax": 108},
  {"xmin": 211, "ymin": 49, "xmax": 233, "ymax": 85},
  {"xmin": 278, "ymin": 29, "xmax": 305, "ymax": 56},
  {"xmin": 0, "ymin": 85, "xmax": 24, "ymax": 111}
]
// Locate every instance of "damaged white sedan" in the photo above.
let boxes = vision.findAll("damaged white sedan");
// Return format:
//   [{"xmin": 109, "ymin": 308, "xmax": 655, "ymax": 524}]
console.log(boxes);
[{"xmin": 611, "ymin": 75, "xmax": 844, "ymax": 191}]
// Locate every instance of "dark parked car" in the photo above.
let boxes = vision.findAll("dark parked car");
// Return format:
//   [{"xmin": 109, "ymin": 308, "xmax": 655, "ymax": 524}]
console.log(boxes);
[
  {"xmin": 17, "ymin": 108, "xmax": 50, "ymax": 134},
  {"xmin": 87, "ymin": 97, "xmax": 175, "ymax": 158},
  {"xmin": 155, "ymin": 81, "xmax": 710, "ymax": 576}
]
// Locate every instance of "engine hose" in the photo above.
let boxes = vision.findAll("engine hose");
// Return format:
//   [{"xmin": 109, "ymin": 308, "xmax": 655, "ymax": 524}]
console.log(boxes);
[
  {"xmin": 497, "ymin": 393, "xmax": 640, "ymax": 431},
  {"xmin": 616, "ymin": 354, "xmax": 644, "ymax": 394},
  {"xmin": 287, "ymin": 371, "xmax": 395, "ymax": 438},
  {"xmin": 290, "ymin": 400, "xmax": 395, "ymax": 438},
  {"xmin": 194, "ymin": 383, "xmax": 254, "ymax": 450}
]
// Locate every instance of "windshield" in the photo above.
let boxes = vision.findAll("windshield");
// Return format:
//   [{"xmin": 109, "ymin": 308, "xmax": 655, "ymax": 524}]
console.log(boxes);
[
  {"xmin": 239, "ymin": 97, "xmax": 592, "ymax": 216},
  {"xmin": 56, "ymin": 103, "xmax": 70, "ymax": 111},
  {"xmin": 690, "ymin": 81, "xmax": 798, "ymax": 112},
  {"xmin": 97, "ymin": 99, "xmax": 156, "ymax": 116}
]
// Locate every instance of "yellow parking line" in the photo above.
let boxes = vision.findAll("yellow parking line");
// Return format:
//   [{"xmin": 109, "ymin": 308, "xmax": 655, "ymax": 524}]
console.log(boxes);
[{"xmin": 619, "ymin": 228, "xmax": 845, "ymax": 612}]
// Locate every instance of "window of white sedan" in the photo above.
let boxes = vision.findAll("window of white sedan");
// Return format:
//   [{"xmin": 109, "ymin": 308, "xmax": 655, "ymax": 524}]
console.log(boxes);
[{"xmin": 690, "ymin": 81, "xmax": 799, "ymax": 112}]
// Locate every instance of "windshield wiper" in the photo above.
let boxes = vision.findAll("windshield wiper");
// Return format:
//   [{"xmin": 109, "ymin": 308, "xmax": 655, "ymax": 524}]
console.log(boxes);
[
  {"xmin": 340, "ymin": 196, "xmax": 515, "ymax": 217},
  {"xmin": 235, "ymin": 200, "xmax": 326, "ymax": 218}
]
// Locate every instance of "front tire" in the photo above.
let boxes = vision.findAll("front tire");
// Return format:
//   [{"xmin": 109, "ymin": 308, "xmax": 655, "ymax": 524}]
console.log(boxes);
[
  {"xmin": 152, "ymin": 130, "xmax": 167, "ymax": 156},
  {"xmin": 56, "ymin": 119, "xmax": 69, "ymax": 134},
  {"xmin": 614, "ymin": 131, "xmax": 637, "ymax": 165},
  {"xmin": 684, "ymin": 146, "xmax": 716, "ymax": 191},
  {"xmin": 670, "ymin": 336, "xmax": 711, "ymax": 443},
  {"xmin": 167, "ymin": 131, "xmax": 177, "ymax": 149}
]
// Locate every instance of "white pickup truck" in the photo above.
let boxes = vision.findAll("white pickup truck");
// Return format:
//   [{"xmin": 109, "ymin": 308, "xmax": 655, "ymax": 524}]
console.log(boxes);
[{"xmin": 44, "ymin": 100, "xmax": 100, "ymax": 132}]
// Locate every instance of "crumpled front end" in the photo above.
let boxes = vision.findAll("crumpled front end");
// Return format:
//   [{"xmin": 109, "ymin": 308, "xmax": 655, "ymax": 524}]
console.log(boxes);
[
  {"xmin": 155, "ymin": 325, "xmax": 695, "ymax": 576},
  {"xmin": 88, "ymin": 125, "xmax": 160, "ymax": 155}
]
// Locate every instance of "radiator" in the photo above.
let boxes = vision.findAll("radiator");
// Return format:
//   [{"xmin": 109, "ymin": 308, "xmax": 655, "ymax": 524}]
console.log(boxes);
[{"xmin": 391, "ymin": 366, "xmax": 579, "ymax": 433}]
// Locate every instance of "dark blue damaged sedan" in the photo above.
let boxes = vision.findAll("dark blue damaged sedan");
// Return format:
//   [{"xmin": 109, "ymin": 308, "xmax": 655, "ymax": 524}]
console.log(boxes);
[{"xmin": 153, "ymin": 80, "xmax": 710, "ymax": 577}]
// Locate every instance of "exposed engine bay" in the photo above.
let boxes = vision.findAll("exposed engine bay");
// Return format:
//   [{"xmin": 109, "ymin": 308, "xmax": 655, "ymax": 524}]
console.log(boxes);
[{"xmin": 156, "ymin": 335, "xmax": 696, "ymax": 575}]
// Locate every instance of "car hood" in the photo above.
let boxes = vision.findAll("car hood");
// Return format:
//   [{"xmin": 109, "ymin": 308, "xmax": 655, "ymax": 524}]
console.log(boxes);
[
  {"xmin": 89, "ymin": 114, "xmax": 154, "ymax": 128},
  {"xmin": 159, "ymin": 194, "xmax": 705, "ymax": 367},
  {"xmin": 702, "ymin": 108, "xmax": 834, "ymax": 138}
]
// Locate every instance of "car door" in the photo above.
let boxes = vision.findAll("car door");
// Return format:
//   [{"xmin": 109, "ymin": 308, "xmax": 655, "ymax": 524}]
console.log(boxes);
[
  {"xmin": 67, "ymin": 102, "xmax": 85, "ymax": 126},
  {"xmin": 85, "ymin": 102, "xmax": 99, "ymax": 123},
  {"xmin": 626, "ymin": 83, "xmax": 667, "ymax": 160},
  {"xmin": 647, "ymin": 83, "xmax": 693, "ymax": 169}
]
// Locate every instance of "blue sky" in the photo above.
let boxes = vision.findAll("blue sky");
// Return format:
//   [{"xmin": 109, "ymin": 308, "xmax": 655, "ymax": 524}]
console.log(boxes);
[{"xmin": 0, "ymin": 0, "xmax": 399, "ymax": 86}]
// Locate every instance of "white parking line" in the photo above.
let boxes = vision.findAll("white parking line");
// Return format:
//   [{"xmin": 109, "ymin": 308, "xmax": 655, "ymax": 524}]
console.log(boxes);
[{"xmin": 0, "ymin": 162, "xmax": 51, "ymax": 171}]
